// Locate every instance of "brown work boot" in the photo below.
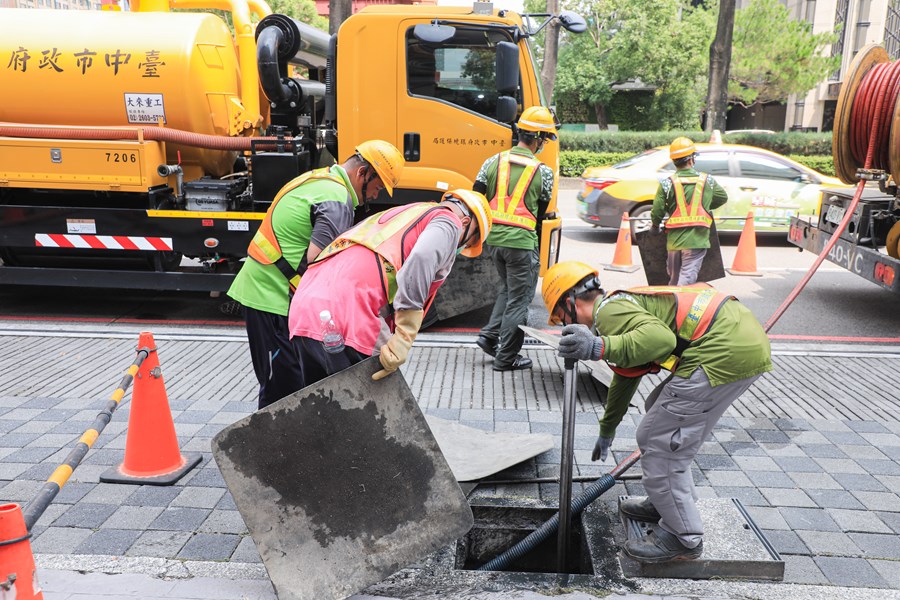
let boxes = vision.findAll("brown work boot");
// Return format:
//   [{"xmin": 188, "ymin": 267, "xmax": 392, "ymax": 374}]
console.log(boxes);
[
  {"xmin": 623, "ymin": 528, "xmax": 703, "ymax": 563},
  {"xmin": 619, "ymin": 496, "xmax": 661, "ymax": 523}
]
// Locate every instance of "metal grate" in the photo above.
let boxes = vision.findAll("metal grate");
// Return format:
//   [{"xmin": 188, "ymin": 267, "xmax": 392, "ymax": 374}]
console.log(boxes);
[{"xmin": 886, "ymin": 0, "xmax": 900, "ymax": 60}]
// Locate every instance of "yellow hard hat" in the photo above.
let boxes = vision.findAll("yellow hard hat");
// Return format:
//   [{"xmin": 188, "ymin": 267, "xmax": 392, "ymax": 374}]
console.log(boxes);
[
  {"xmin": 517, "ymin": 106, "xmax": 558, "ymax": 141},
  {"xmin": 443, "ymin": 189, "xmax": 492, "ymax": 258},
  {"xmin": 355, "ymin": 140, "xmax": 405, "ymax": 197},
  {"xmin": 541, "ymin": 261, "xmax": 599, "ymax": 325},
  {"xmin": 669, "ymin": 137, "xmax": 697, "ymax": 160}
]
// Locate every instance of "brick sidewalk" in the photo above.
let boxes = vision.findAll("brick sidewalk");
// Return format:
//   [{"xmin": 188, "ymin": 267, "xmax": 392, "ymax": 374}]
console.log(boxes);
[{"xmin": 2, "ymin": 329, "xmax": 900, "ymax": 597}]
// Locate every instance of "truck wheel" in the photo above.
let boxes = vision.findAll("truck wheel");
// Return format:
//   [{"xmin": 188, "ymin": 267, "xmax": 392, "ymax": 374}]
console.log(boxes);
[
  {"xmin": 886, "ymin": 221, "xmax": 900, "ymax": 259},
  {"xmin": 0, "ymin": 247, "xmax": 19, "ymax": 266},
  {"xmin": 149, "ymin": 251, "xmax": 183, "ymax": 272}
]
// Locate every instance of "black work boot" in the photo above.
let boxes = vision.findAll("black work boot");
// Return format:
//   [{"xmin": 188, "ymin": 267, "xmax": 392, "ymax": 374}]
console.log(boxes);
[
  {"xmin": 476, "ymin": 335, "xmax": 498, "ymax": 358},
  {"xmin": 623, "ymin": 528, "xmax": 703, "ymax": 563},
  {"xmin": 493, "ymin": 355, "xmax": 533, "ymax": 371},
  {"xmin": 619, "ymin": 497, "xmax": 661, "ymax": 523}
]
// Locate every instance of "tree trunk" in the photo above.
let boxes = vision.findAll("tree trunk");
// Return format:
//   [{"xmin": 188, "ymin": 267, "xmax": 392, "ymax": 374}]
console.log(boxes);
[
  {"xmin": 540, "ymin": 0, "xmax": 560, "ymax": 103},
  {"xmin": 594, "ymin": 102, "xmax": 608, "ymax": 130},
  {"xmin": 329, "ymin": 0, "xmax": 352, "ymax": 35},
  {"xmin": 705, "ymin": 0, "xmax": 735, "ymax": 133}
]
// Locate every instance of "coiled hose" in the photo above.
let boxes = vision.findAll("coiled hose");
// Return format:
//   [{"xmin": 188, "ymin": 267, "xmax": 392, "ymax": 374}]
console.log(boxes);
[
  {"xmin": 764, "ymin": 52, "xmax": 897, "ymax": 331},
  {"xmin": 476, "ymin": 449, "xmax": 641, "ymax": 572}
]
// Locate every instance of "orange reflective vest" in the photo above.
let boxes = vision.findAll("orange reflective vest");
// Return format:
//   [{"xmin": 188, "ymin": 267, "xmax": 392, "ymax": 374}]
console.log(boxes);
[
  {"xmin": 490, "ymin": 152, "xmax": 539, "ymax": 231},
  {"xmin": 247, "ymin": 168, "xmax": 348, "ymax": 292},
  {"xmin": 596, "ymin": 283, "xmax": 734, "ymax": 378},
  {"xmin": 665, "ymin": 174, "xmax": 713, "ymax": 229},
  {"xmin": 313, "ymin": 202, "xmax": 456, "ymax": 315}
]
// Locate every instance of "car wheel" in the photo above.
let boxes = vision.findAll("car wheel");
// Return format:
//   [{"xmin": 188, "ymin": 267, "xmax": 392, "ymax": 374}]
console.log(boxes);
[{"xmin": 630, "ymin": 204, "xmax": 653, "ymax": 234}]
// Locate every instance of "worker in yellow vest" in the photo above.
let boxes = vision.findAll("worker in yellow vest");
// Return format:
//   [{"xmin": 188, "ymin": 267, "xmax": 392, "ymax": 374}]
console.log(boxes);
[
  {"xmin": 228, "ymin": 140, "xmax": 405, "ymax": 409},
  {"xmin": 542, "ymin": 261, "xmax": 771, "ymax": 563},
  {"xmin": 651, "ymin": 137, "xmax": 727, "ymax": 285},
  {"xmin": 474, "ymin": 106, "xmax": 557, "ymax": 371}
]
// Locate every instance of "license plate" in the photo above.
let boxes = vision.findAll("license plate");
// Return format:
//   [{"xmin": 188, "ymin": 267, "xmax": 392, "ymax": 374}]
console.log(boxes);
[{"xmin": 825, "ymin": 204, "xmax": 845, "ymax": 225}]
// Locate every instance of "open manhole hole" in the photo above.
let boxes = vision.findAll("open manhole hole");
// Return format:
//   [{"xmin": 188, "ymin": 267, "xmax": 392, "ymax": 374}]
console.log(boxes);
[{"xmin": 455, "ymin": 504, "xmax": 601, "ymax": 575}]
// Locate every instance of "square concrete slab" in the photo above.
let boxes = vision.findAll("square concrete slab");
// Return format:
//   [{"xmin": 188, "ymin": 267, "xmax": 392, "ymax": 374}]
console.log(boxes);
[
  {"xmin": 212, "ymin": 357, "xmax": 473, "ymax": 600},
  {"xmin": 618, "ymin": 497, "xmax": 784, "ymax": 581},
  {"xmin": 424, "ymin": 416, "xmax": 553, "ymax": 482}
]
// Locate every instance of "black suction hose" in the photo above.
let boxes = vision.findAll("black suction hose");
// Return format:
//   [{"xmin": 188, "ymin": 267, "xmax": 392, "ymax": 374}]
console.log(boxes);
[{"xmin": 476, "ymin": 449, "xmax": 641, "ymax": 572}]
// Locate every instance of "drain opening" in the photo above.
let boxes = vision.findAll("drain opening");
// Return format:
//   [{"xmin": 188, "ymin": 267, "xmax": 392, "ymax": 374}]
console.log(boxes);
[{"xmin": 455, "ymin": 505, "xmax": 595, "ymax": 575}]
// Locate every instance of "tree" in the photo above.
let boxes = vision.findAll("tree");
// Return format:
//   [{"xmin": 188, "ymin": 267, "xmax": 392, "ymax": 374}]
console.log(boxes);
[
  {"xmin": 555, "ymin": 0, "xmax": 713, "ymax": 129},
  {"xmin": 328, "ymin": 0, "xmax": 352, "ymax": 35},
  {"xmin": 540, "ymin": 0, "xmax": 561, "ymax": 102},
  {"xmin": 705, "ymin": 0, "xmax": 734, "ymax": 133},
  {"xmin": 267, "ymin": 0, "xmax": 328, "ymax": 30},
  {"xmin": 729, "ymin": 0, "xmax": 840, "ymax": 106}
]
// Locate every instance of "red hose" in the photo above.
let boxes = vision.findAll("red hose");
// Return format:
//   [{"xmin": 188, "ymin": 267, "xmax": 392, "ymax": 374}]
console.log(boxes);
[
  {"xmin": 765, "ymin": 60, "xmax": 900, "ymax": 332},
  {"xmin": 0, "ymin": 123, "xmax": 299, "ymax": 152}
]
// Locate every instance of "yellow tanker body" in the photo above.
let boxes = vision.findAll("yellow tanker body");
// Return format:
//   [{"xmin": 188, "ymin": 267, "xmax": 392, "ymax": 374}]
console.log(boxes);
[{"xmin": 0, "ymin": 8, "xmax": 244, "ymax": 176}]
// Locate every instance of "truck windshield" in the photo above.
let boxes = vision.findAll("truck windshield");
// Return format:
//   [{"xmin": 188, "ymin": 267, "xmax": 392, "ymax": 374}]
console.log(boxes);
[{"xmin": 406, "ymin": 27, "xmax": 522, "ymax": 120}]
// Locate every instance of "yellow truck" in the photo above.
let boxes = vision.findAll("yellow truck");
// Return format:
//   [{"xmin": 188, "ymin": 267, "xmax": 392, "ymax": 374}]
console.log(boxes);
[{"xmin": 0, "ymin": 0, "xmax": 585, "ymax": 319}]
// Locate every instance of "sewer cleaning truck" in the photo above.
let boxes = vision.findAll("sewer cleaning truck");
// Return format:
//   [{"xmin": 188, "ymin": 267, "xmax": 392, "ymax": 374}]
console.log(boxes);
[
  {"xmin": 788, "ymin": 44, "xmax": 900, "ymax": 294},
  {"xmin": 0, "ymin": 0, "xmax": 585, "ymax": 319}
]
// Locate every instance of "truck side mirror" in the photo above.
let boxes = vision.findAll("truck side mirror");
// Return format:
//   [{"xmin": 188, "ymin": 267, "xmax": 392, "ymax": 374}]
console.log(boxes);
[
  {"xmin": 496, "ymin": 96, "xmax": 518, "ymax": 124},
  {"xmin": 496, "ymin": 41, "xmax": 519, "ymax": 97},
  {"xmin": 557, "ymin": 11, "xmax": 587, "ymax": 33}
]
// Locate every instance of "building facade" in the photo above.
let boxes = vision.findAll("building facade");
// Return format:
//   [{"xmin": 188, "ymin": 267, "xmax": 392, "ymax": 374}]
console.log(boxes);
[{"xmin": 783, "ymin": 0, "xmax": 898, "ymax": 132}]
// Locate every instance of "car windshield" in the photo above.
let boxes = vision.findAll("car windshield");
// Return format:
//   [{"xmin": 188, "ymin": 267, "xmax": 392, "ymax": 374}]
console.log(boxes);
[{"xmin": 612, "ymin": 149, "xmax": 662, "ymax": 169}]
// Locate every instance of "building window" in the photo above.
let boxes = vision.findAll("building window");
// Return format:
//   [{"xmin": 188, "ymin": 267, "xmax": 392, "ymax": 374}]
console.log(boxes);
[
  {"xmin": 830, "ymin": 0, "xmax": 850, "ymax": 80},
  {"xmin": 886, "ymin": 0, "xmax": 900, "ymax": 59},
  {"xmin": 804, "ymin": 0, "xmax": 816, "ymax": 22},
  {"xmin": 853, "ymin": 0, "xmax": 872, "ymax": 55},
  {"xmin": 793, "ymin": 100, "xmax": 805, "ymax": 129}
]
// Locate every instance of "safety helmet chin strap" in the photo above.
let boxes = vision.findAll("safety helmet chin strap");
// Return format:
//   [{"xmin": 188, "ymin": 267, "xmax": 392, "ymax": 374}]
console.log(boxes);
[{"xmin": 558, "ymin": 275, "xmax": 604, "ymax": 326}]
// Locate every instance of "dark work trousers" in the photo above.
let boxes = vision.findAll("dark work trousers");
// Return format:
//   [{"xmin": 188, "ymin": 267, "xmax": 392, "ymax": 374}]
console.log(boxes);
[
  {"xmin": 244, "ymin": 306, "xmax": 305, "ymax": 411},
  {"xmin": 480, "ymin": 245, "xmax": 540, "ymax": 367},
  {"xmin": 295, "ymin": 335, "xmax": 368, "ymax": 389}
]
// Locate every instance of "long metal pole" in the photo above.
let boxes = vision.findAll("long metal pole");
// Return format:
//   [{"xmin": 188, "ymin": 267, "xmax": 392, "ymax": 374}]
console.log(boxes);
[{"xmin": 557, "ymin": 357, "xmax": 578, "ymax": 573}]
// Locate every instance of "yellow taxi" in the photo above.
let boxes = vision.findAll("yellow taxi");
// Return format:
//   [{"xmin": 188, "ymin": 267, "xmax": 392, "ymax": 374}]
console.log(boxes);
[{"xmin": 576, "ymin": 143, "xmax": 848, "ymax": 233}]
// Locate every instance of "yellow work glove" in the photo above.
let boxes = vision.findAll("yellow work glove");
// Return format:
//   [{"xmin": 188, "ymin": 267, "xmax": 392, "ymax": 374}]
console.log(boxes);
[{"xmin": 372, "ymin": 309, "xmax": 424, "ymax": 381}]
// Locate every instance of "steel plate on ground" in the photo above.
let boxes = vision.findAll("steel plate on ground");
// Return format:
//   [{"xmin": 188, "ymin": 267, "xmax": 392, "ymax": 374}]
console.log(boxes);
[
  {"xmin": 425, "ymin": 416, "xmax": 554, "ymax": 482},
  {"xmin": 520, "ymin": 325, "xmax": 614, "ymax": 387},
  {"xmin": 634, "ymin": 223, "xmax": 725, "ymax": 286},
  {"xmin": 618, "ymin": 496, "xmax": 784, "ymax": 580},
  {"xmin": 211, "ymin": 357, "xmax": 473, "ymax": 600}
]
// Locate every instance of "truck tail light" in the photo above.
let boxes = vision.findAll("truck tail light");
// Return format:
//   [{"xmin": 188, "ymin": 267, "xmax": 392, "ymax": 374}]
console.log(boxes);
[{"xmin": 875, "ymin": 262, "xmax": 895, "ymax": 286}]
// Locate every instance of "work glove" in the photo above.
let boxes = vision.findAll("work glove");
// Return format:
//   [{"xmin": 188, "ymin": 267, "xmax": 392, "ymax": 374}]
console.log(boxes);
[
  {"xmin": 373, "ymin": 309, "xmax": 424, "ymax": 381},
  {"xmin": 592, "ymin": 435, "xmax": 614, "ymax": 462},
  {"xmin": 558, "ymin": 324, "xmax": 604, "ymax": 361}
]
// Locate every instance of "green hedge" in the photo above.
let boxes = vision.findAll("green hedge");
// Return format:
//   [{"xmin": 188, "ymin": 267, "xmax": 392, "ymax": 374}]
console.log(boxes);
[
  {"xmin": 560, "ymin": 150, "xmax": 836, "ymax": 178},
  {"xmin": 559, "ymin": 130, "xmax": 833, "ymax": 156}
]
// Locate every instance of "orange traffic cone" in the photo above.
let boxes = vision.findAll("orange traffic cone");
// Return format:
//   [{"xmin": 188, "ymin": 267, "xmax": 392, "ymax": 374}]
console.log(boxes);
[
  {"xmin": 604, "ymin": 212, "xmax": 640, "ymax": 273},
  {"xmin": 0, "ymin": 503, "xmax": 43, "ymax": 599},
  {"xmin": 727, "ymin": 212, "xmax": 762, "ymax": 276},
  {"xmin": 101, "ymin": 332, "xmax": 201, "ymax": 485}
]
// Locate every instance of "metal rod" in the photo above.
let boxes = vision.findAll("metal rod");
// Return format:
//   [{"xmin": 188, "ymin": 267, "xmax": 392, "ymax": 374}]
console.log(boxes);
[{"xmin": 557, "ymin": 357, "xmax": 578, "ymax": 573}]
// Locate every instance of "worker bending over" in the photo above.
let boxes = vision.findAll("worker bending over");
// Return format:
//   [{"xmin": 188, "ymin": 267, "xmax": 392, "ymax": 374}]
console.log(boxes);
[
  {"xmin": 288, "ymin": 190, "xmax": 492, "ymax": 383},
  {"xmin": 228, "ymin": 140, "xmax": 404, "ymax": 409},
  {"xmin": 542, "ymin": 261, "xmax": 771, "ymax": 563}
]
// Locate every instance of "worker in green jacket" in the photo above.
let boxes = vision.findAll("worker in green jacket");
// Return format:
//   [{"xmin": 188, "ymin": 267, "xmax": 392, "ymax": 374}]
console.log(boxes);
[
  {"xmin": 542, "ymin": 261, "xmax": 772, "ymax": 563},
  {"xmin": 651, "ymin": 137, "xmax": 728, "ymax": 285}
]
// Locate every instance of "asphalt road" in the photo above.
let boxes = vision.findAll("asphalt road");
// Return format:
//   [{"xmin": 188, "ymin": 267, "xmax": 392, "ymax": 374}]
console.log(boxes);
[{"xmin": 0, "ymin": 186, "xmax": 898, "ymax": 342}]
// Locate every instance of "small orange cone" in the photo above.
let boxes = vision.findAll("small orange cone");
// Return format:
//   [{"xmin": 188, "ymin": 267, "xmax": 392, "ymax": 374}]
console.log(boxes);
[
  {"xmin": 604, "ymin": 212, "xmax": 640, "ymax": 273},
  {"xmin": 0, "ymin": 503, "xmax": 43, "ymax": 599},
  {"xmin": 101, "ymin": 332, "xmax": 201, "ymax": 485},
  {"xmin": 727, "ymin": 212, "xmax": 762, "ymax": 276}
]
